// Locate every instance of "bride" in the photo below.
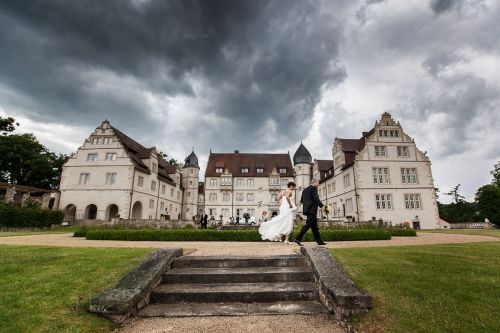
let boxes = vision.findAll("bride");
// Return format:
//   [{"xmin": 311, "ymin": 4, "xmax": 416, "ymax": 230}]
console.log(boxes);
[{"xmin": 259, "ymin": 182, "xmax": 297, "ymax": 244}]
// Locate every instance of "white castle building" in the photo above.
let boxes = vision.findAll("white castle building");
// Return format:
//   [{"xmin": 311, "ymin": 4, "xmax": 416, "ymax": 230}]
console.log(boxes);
[
  {"xmin": 59, "ymin": 120, "xmax": 199, "ymax": 222},
  {"xmin": 307, "ymin": 112, "xmax": 439, "ymax": 229},
  {"xmin": 59, "ymin": 113, "xmax": 439, "ymax": 228}
]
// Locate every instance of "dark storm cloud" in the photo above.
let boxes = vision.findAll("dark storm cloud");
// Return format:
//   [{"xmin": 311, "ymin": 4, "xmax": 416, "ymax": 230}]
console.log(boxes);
[
  {"xmin": 430, "ymin": 0, "xmax": 456, "ymax": 14},
  {"xmin": 0, "ymin": 0, "xmax": 347, "ymax": 152}
]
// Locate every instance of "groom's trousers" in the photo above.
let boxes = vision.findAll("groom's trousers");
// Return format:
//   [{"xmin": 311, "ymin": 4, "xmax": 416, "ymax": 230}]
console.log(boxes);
[{"xmin": 295, "ymin": 212, "xmax": 323, "ymax": 244}]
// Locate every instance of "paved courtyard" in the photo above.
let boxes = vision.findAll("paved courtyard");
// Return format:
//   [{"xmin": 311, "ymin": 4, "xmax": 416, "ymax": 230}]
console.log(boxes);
[{"xmin": 0, "ymin": 232, "xmax": 497, "ymax": 256}]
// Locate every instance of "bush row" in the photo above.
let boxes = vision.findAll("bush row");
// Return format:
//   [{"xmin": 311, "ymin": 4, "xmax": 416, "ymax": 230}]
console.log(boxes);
[
  {"xmin": 82, "ymin": 228, "xmax": 391, "ymax": 242},
  {"xmin": 0, "ymin": 203, "xmax": 64, "ymax": 228},
  {"xmin": 389, "ymin": 228, "xmax": 417, "ymax": 236}
]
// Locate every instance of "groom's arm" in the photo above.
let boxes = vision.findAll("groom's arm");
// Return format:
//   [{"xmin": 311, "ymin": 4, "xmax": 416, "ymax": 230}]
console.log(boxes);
[{"xmin": 312, "ymin": 187, "xmax": 324, "ymax": 208}]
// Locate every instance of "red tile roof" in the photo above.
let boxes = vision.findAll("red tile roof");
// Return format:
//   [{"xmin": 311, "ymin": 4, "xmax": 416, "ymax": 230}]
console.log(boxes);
[{"xmin": 205, "ymin": 152, "xmax": 294, "ymax": 177}]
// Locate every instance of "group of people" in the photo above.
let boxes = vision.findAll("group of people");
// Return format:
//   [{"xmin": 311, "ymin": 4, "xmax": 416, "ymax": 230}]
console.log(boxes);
[{"xmin": 198, "ymin": 178, "xmax": 326, "ymax": 246}]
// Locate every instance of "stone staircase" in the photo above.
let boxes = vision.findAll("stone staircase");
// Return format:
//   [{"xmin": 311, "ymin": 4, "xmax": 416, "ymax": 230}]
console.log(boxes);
[{"xmin": 138, "ymin": 254, "xmax": 328, "ymax": 317}]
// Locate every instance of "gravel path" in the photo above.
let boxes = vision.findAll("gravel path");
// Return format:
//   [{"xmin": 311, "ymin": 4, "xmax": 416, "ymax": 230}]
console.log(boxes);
[
  {"xmin": 119, "ymin": 314, "xmax": 344, "ymax": 333},
  {"xmin": 0, "ymin": 232, "xmax": 497, "ymax": 255}
]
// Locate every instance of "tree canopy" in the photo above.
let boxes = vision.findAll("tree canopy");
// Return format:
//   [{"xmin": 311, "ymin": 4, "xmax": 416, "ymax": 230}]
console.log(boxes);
[{"xmin": 0, "ymin": 116, "xmax": 67, "ymax": 189}]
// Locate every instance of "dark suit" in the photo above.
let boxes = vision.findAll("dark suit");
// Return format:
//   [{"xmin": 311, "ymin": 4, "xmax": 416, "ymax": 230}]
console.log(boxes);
[
  {"xmin": 201, "ymin": 214, "xmax": 208, "ymax": 229},
  {"xmin": 295, "ymin": 185, "xmax": 324, "ymax": 244}
]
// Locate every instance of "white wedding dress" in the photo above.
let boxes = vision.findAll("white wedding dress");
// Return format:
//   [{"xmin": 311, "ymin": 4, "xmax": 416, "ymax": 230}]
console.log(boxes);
[{"xmin": 259, "ymin": 193, "xmax": 296, "ymax": 242}]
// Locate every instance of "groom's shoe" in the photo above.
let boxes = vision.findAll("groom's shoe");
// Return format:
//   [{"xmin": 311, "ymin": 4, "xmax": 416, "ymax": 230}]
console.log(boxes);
[
  {"xmin": 317, "ymin": 242, "xmax": 327, "ymax": 246},
  {"xmin": 292, "ymin": 239, "xmax": 303, "ymax": 246}
]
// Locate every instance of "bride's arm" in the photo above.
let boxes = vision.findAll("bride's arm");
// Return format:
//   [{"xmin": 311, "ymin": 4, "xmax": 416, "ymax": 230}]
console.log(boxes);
[{"xmin": 285, "ymin": 190, "xmax": 293, "ymax": 208}]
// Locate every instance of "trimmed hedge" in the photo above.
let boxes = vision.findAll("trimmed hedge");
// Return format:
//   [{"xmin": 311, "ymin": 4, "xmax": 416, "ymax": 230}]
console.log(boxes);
[
  {"xmin": 389, "ymin": 228, "xmax": 417, "ymax": 237},
  {"xmin": 83, "ymin": 228, "xmax": 391, "ymax": 242},
  {"xmin": 0, "ymin": 203, "xmax": 64, "ymax": 228}
]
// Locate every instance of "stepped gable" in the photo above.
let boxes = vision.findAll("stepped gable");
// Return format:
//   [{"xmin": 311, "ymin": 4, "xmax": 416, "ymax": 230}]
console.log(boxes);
[
  {"xmin": 293, "ymin": 142, "xmax": 312, "ymax": 165},
  {"xmin": 205, "ymin": 151, "xmax": 294, "ymax": 177},
  {"xmin": 112, "ymin": 126, "xmax": 176, "ymax": 185}
]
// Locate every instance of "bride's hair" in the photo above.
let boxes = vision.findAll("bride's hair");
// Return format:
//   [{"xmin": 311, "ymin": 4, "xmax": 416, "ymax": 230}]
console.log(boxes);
[{"xmin": 287, "ymin": 182, "xmax": 296, "ymax": 188}]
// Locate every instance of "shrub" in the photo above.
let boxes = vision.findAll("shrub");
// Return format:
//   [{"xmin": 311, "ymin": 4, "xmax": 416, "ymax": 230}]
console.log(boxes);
[
  {"xmin": 0, "ymin": 203, "xmax": 64, "ymax": 228},
  {"xmin": 389, "ymin": 228, "xmax": 417, "ymax": 236},
  {"xmin": 83, "ymin": 228, "xmax": 391, "ymax": 242}
]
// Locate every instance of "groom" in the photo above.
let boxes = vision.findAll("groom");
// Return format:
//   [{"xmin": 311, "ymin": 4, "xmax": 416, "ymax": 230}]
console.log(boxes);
[{"xmin": 293, "ymin": 179, "xmax": 326, "ymax": 246}]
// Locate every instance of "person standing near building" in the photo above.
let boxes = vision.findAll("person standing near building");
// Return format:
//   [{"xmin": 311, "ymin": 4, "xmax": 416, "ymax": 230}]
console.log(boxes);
[{"xmin": 293, "ymin": 179, "xmax": 326, "ymax": 246}]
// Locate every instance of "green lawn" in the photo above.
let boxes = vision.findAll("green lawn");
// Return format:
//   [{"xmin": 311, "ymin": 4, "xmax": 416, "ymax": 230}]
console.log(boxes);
[
  {"xmin": 420, "ymin": 229, "xmax": 500, "ymax": 238},
  {"xmin": 0, "ymin": 226, "xmax": 79, "ymax": 237},
  {"xmin": 333, "ymin": 243, "xmax": 500, "ymax": 333},
  {"xmin": 0, "ymin": 245, "xmax": 151, "ymax": 333}
]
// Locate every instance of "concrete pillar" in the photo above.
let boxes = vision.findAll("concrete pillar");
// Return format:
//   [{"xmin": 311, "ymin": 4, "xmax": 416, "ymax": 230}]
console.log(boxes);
[
  {"xmin": 21, "ymin": 193, "xmax": 31, "ymax": 206},
  {"xmin": 5, "ymin": 187, "xmax": 15, "ymax": 203}
]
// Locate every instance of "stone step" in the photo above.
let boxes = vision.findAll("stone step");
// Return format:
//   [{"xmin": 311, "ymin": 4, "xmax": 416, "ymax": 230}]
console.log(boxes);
[
  {"xmin": 138, "ymin": 301, "xmax": 329, "ymax": 317},
  {"xmin": 163, "ymin": 266, "xmax": 315, "ymax": 284},
  {"xmin": 150, "ymin": 282, "xmax": 318, "ymax": 304},
  {"xmin": 173, "ymin": 255, "xmax": 307, "ymax": 269}
]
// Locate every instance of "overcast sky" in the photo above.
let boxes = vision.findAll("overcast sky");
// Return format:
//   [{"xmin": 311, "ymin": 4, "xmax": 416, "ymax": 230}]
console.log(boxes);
[{"xmin": 1, "ymin": 0, "xmax": 499, "ymax": 202}]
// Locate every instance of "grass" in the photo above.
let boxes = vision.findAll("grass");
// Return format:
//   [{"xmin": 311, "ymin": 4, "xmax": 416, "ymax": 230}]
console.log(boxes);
[
  {"xmin": 420, "ymin": 228, "xmax": 500, "ymax": 238},
  {"xmin": 0, "ymin": 245, "xmax": 151, "ymax": 333},
  {"xmin": 0, "ymin": 226, "xmax": 79, "ymax": 237},
  {"xmin": 333, "ymin": 242, "xmax": 500, "ymax": 333}
]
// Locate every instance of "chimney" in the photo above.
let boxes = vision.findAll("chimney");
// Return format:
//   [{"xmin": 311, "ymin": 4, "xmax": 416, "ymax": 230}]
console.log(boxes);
[{"xmin": 234, "ymin": 150, "xmax": 239, "ymax": 155}]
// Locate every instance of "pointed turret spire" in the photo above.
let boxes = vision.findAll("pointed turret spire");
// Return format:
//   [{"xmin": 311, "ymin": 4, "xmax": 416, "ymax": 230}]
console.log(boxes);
[
  {"xmin": 183, "ymin": 149, "xmax": 199, "ymax": 169},
  {"xmin": 293, "ymin": 142, "xmax": 312, "ymax": 165}
]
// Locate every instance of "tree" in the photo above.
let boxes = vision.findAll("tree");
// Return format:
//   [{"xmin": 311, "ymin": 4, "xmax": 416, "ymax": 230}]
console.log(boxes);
[
  {"xmin": 0, "ymin": 116, "xmax": 19, "ymax": 134},
  {"xmin": 475, "ymin": 184, "xmax": 500, "ymax": 226},
  {"xmin": 0, "ymin": 117, "xmax": 67, "ymax": 189},
  {"xmin": 445, "ymin": 184, "xmax": 465, "ymax": 203},
  {"xmin": 491, "ymin": 161, "xmax": 500, "ymax": 188}
]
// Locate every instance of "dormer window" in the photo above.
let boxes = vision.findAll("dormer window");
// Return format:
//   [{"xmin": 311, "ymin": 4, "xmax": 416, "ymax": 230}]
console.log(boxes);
[
  {"xmin": 152, "ymin": 163, "xmax": 158, "ymax": 173},
  {"xmin": 215, "ymin": 167, "xmax": 223, "ymax": 173},
  {"xmin": 256, "ymin": 167, "xmax": 264, "ymax": 173},
  {"xmin": 279, "ymin": 168, "xmax": 287, "ymax": 174},
  {"xmin": 241, "ymin": 167, "xmax": 249, "ymax": 174}
]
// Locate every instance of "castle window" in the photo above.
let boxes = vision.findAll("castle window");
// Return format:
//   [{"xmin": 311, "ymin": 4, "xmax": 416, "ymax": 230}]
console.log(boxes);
[
  {"xmin": 247, "ymin": 193, "xmax": 254, "ymax": 201},
  {"xmin": 256, "ymin": 167, "xmax": 264, "ymax": 173},
  {"xmin": 105, "ymin": 172, "xmax": 116, "ymax": 185},
  {"xmin": 247, "ymin": 179, "xmax": 254, "ymax": 186},
  {"xmin": 149, "ymin": 199, "xmax": 154, "ymax": 209},
  {"xmin": 137, "ymin": 176, "xmax": 144, "ymax": 187},
  {"xmin": 281, "ymin": 179, "xmax": 288, "ymax": 187},
  {"xmin": 374, "ymin": 146, "xmax": 387, "ymax": 157},
  {"xmin": 236, "ymin": 178, "xmax": 244, "ymax": 187},
  {"xmin": 209, "ymin": 179, "xmax": 217, "ymax": 186},
  {"xmin": 152, "ymin": 163, "xmax": 157, "ymax": 173},
  {"xmin": 162, "ymin": 184, "xmax": 166, "ymax": 194},
  {"xmin": 105, "ymin": 153, "xmax": 116, "ymax": 161},
  {"xmin": 345, "ymin": 198, "xmax": 353, "ymax": 212},
  {"xmin": 279, "ymin": 168, "xmax": 287, "ymax": 174},
  {"xmin": 397, "ymin": 146, "xmax": 409, "ymax": 158},
  {"xmin": 223, "ymin": 193, "xmax": 230, "ymax": 202},
  {"xmin": 375, "ymin": 194, "xmax": 392, "ymax": 210},
  {"xmin": 151, "ymin": 181, "xmax": 156, "ymax": 191},
  {"xmin": 170, "ymin": 188, "xmax": 174, "ymax": 197},
  {"xmin": 209, "ymin": 193, "xmax": 217, "ymax": 202},
  {"xmin": 87, "ymin": 153, "xmax": 98, "ymax": 162},
  {"xmin": 372, "ymin": 168, "xmax": 390, "ymax": 184},
  {"xmin": 215, "ymin": 167, "xmax": 223, "ymax": 173},
  {"xmin": 343, "ymin": 174, "xmax": 351, "ymax": 187},
  {"xmin": 401, "ymin": 168, "xmax": 418, "ymax": 184},
  {"xmin": 241, "ymin": 167, "xmax": 249, "ymax": 174},
  {"xmin": 236, "ymin": 193, "xmax": 243, "ymax": 202},
  {"xmin": 269, "ymin": 178, "xmax": 279, "ymax": 186},
  {"xmin": 404, "ymin": 194, "xmax": 422, "ymax": 210},
  {"xmin": 79, "ymin": 173, "xmax": 90, "ymax": 185}
]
